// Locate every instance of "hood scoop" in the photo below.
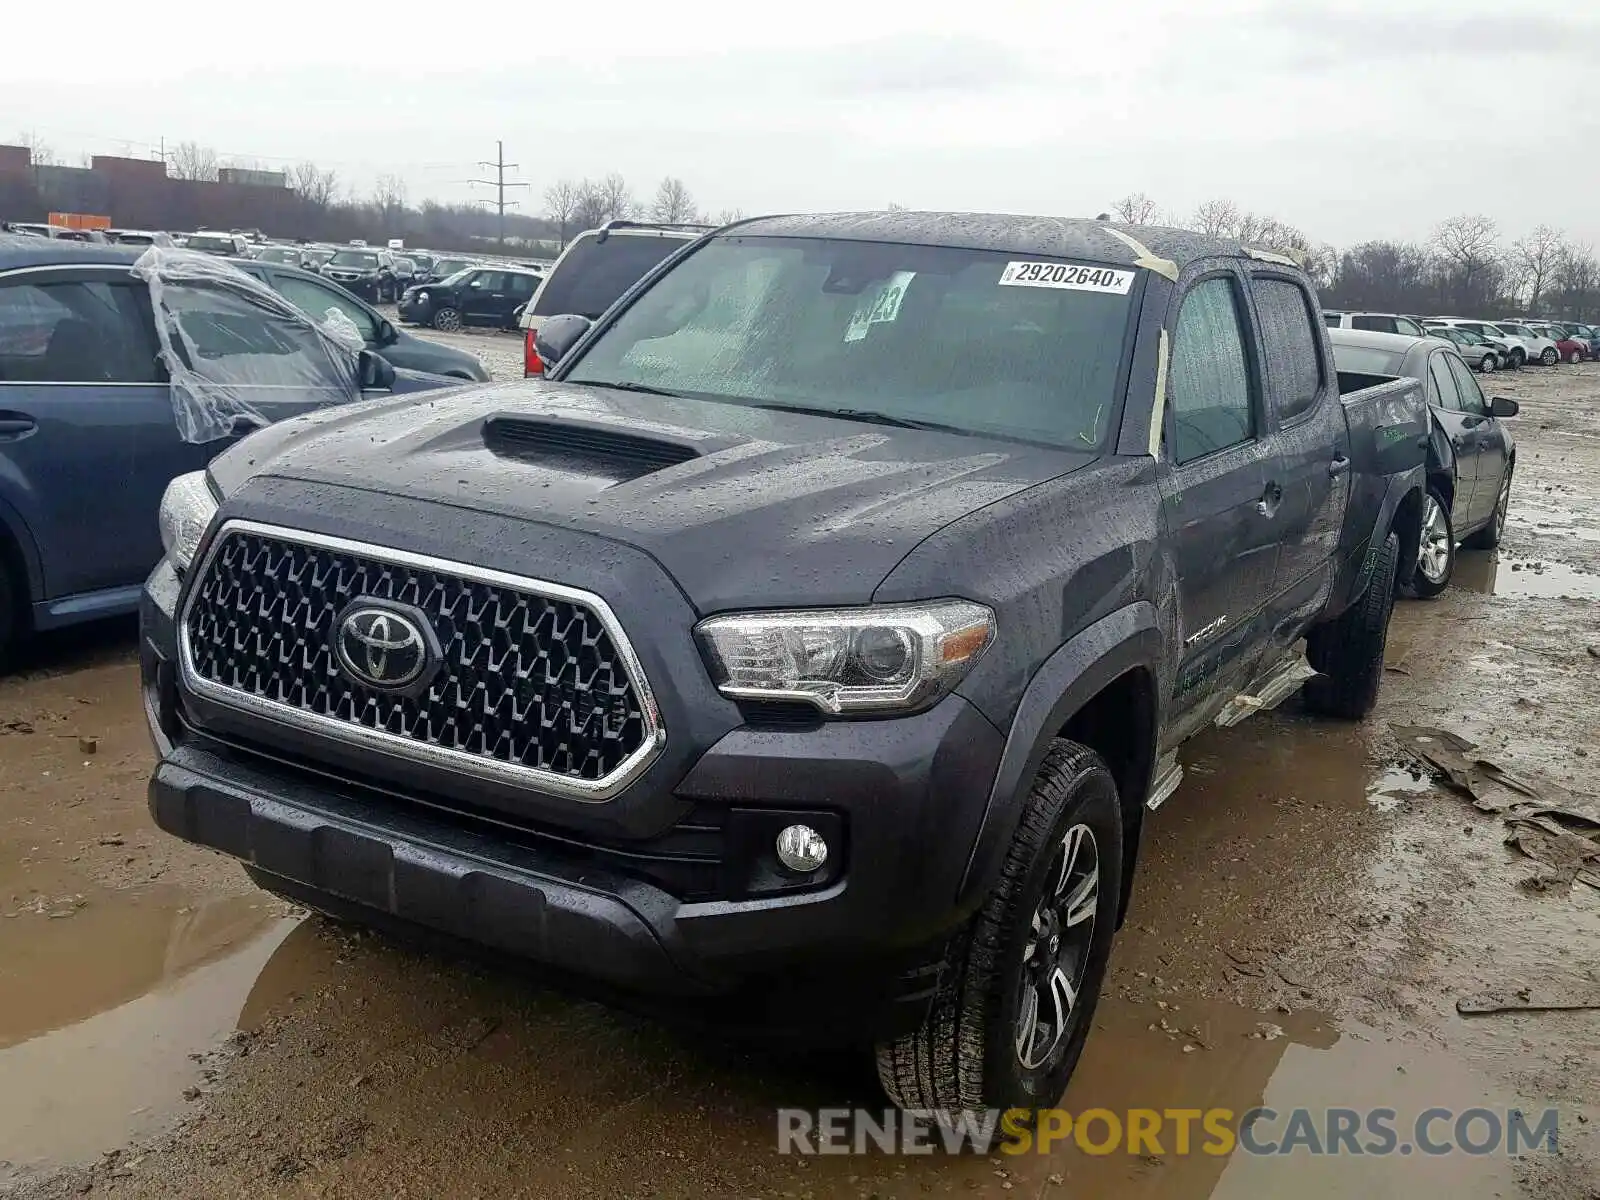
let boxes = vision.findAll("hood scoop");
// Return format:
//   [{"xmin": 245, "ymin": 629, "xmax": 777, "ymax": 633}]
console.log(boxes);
[{"xmin": 482, "ymin": 415, "xmax": 702, "ymax": 481}]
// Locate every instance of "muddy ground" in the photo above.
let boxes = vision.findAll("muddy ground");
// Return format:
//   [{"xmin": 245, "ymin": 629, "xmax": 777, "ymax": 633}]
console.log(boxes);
[{"xmin": 2, "ymin": 356, "xmax": 1598, "ymax": 1199}]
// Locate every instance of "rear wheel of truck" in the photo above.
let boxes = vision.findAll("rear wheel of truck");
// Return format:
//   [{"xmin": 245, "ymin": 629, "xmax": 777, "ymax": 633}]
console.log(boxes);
[
  {"xmin": 1409, "ymin": 487, "xmax": 1455, "ymax": 598},
  {"xmin": 876, "ymin": 738, "xmax": 1122, "ymax": 1114},
  {"xmin": 1302, "ymin": 531, "xmax": 1399, "ymax": 720}
]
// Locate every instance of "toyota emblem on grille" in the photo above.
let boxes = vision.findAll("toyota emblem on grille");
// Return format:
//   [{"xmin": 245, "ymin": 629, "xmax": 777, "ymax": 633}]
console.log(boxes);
[{"xmin": 334, "ymin": 603, "xmax": 435, "ymax": 690}]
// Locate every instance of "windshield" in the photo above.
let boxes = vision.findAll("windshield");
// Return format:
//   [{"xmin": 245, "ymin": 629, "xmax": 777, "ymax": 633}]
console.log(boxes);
[
  {"xmin": 328, "ymin": 251, "xmax": 380, "ymax": 268},
  {"xmin": 433, "ymin": 268, "xmax": 473, "ymax": 287},
  {"xmin": 534, "ymin": 233, "xmax": 689, "ymax": 320},
  {"xmin": 565, "ymin": 235, "xmax": 1138, "ymax": 449},
  {"xmin": 187, "ymin": 234, "xmax": 234, "ymax": 251},
  {"xmin": 431, "ymin": 259, "xmax": 470, "ymax": 276},
  {"xmin": 256, "ymin": 247, "xmax": 299, "ymax": 263}
]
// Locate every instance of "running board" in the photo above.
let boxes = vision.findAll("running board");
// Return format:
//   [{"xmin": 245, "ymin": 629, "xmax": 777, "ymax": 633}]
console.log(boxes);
[
  {"xmin": 1146, "ymin": 752, "xmax": 1183, "ymax": 811},
  {"xmin": 1214, "ymin": 654, "xmax": 1319, "ymax": 729}
]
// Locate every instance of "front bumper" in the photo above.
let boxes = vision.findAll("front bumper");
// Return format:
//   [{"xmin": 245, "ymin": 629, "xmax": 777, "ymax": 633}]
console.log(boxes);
[
  {"xmin": 397, "ymin": 296, "xmax": 429, "ymax": 322},
  {"xmin": 140, "ymin": 501, "xmax": 1006, "ymax": 1031}
]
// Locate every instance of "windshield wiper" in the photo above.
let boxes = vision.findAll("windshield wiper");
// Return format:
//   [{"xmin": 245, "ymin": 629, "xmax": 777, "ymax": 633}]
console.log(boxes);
[
  {"xmin": 588, "ymin": 380, "xmax": 689, "ymax": 400},
  {"xmin": 749, "ymin": 402, "xmax": 966, "ymax": 434}
]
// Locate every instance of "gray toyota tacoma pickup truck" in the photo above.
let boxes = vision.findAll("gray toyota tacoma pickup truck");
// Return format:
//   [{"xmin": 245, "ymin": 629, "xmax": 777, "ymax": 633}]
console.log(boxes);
[{"xmin": 141, "ymin": 213, "xmax": 1426, "ymax": 1114}]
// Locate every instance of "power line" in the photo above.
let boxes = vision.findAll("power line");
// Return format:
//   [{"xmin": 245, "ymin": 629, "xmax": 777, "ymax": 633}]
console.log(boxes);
[{"xmin": 468, "ymin": 140, "xmax": 530, "ymax": 248}]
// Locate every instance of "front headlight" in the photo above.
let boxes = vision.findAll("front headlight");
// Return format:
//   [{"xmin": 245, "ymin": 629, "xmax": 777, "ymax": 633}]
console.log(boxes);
[
  {"xmin": 696, "ymin": 600, "xmax": 995, "ymax": 715},
  {"xmin": 158, "ymin": 471, "xmax": 219, "ymax": 572}
]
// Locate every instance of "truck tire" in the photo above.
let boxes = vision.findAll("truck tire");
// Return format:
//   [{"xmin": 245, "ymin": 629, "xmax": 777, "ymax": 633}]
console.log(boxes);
[
  {"xmin": 1410, "ymin": 486, "xmax": 1455, "ymax": 598},
  {"xmin": 1302, "ymin": 532, "xmax": 1399, "ymax": 720},
  {"xmin": 876, "ymin": 739, "xmax": 1122, "ymax": 1114},
  {"xmin": 1462, "ymin": 465, "xmax": 1512, "ymax": 551}
]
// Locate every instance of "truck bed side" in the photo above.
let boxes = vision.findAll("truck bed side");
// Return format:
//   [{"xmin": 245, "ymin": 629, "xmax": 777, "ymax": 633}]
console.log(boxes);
[{"xmin": 1331, "ymin": 373, "xmax": 1428, "ymax": 611}]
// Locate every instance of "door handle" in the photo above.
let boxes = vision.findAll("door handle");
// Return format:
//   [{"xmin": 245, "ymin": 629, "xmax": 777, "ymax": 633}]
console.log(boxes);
[
  {"xmin": 1257, "ymin": 481, "xmax": 1283, "ymax": 518},
  {"xmin": 1328, "ymin": 454, "xmax": 1351, "ymax": 478},
  {"xmin": 0, "ymin": 415, "xmax": 37, "ymax": 438}
]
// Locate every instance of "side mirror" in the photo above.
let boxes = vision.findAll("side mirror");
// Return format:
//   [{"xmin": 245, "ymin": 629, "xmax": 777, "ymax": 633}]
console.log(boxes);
[
  {"xmin": 1490, "ymin": 396, "xmax": 1519, "ymax": 418},
  {"xmin": 534, "ymin": 314, "xmax": 592, "ymax": 369},
  {"xmin": 377, "ymin": 319, "xmax": 397, "ymax": 346},
  {"xmin": 468, "ymin": 279, "xmax": 483, "ymax": 289},
  {"xmin": 358, "ymin": 349, "xmax": 397, "ymax": 391}
]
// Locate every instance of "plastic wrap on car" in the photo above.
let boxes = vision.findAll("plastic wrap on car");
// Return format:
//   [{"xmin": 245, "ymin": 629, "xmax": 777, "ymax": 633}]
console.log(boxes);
[{"xmin": 131, "ymin": 246, "xmax": 363, "ymax": 444}]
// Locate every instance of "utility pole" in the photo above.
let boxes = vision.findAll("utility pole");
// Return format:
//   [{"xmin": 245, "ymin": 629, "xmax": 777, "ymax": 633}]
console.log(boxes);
[{"xmin": 469, "ymin": 140, "xmax": 530, "ymax": 249}]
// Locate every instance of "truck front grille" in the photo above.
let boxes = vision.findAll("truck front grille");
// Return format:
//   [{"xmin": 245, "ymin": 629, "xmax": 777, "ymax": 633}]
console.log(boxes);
[{"xmin": 179, "ymin": 521, "xmax": 662, "ymax": 800}]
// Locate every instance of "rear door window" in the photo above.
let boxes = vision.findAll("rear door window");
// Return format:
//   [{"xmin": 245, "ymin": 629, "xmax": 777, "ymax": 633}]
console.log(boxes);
[
  {"xmin": 1351, "ymin": 314, "xmax": 1393, "ymax": 333},
  {"xmin": 0, "ymin": 279, "xmax": 160, "ymax": 383},
  {"xmin": 534, "ymin": 233, "xmax": 689, "ymax": 319},
  {"xmin": 1428, "ymin": 351, "xmax": 1463, "ymax": 411},
  {"xmin": 1169, "ymin": 276, "xmax": 1256, "ymax": 464},
  {"xmin": 1252, "ymin": 277, "xmax": 1323, "ymax": 422},
  {"xmin": 1445, "ymin": 353, "xmax": 1489, "ymax": 416}
]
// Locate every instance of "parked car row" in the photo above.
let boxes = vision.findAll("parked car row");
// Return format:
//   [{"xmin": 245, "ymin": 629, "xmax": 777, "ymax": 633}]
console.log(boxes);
[{"xmin": 1321, "ymin": 310, "xmax": 1599, "ymax": 372}]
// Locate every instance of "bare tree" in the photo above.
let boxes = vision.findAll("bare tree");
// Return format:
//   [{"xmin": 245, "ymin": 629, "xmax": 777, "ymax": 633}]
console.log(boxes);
[
  {"xmin": 371, "ymin": 173, "xmax": 408, "ymax": 214},
  {"xmin": 650, "ymin": 176, "xmax": 698, "ymax": 223},
  {"xmin": 13, "ymin": 130, "xmax": 55, "ymax": 167},
  {"xmin": 1190, "ymin": 198, "xmax": 1241, "ymax": 238},
  {"xmin": 714, "ymin": 208, "xmax": 746, "ymax": 225},
  {"xmin": 597, "ymin": 172, "xmax": 633, "ymax": 221},
  {"xmin": 1513, "ymin": 224, "xmax": 1565, "ymax": 312},
  {"xmin": 1431, "ymin": 214, "xmax": 1503, "ymax": 310},
  {"xmin": 1111, "ymin": 192, "xmax": 1160, "ymax": 225},
  {"xmin": 167, "ymin": 141, "xmax": 219, "ymax": 182},
  {"xmin": 290, "ymin": 161, "xmax": 339, "ymax": 209},
  {"xmin": 885, "ymin": 201, "xmax": 908, "ymax": 212},
  {"xmin": 544, "ymin": 179, "xmax": 580, "ymax": 248},
  {"xmin": 1552, "ymin": 243, "xmax": 1600, "ymax": 319},
  {"xmin": 572, "ymin": 174, "xmax": 633, "ymax": 231}
]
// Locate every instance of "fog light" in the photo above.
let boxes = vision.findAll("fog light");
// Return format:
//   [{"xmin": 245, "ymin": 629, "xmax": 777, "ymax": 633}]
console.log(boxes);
[{"xmin": 775, "ymin": 824, "xmax": 829, "ymax": 873}]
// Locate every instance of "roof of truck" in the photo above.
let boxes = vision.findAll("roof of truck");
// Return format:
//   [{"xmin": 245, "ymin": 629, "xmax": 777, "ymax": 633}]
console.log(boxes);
[{"xmin": 729, "ymin": 212, "xmax": 1291, "ymax": 274}]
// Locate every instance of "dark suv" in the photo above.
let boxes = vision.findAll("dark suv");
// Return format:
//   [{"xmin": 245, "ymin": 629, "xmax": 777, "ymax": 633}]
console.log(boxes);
[
  {"xmin": 321, "ymin": 248, "xmax": 398, "ymax": 302},
  {"xmin": 519, "ymin": 221, "xmax": 711, "ymax": 375},
  {"xmin": 396, "ymin": 264, "xmax": 542, "ymax": 331},
  {"xmin": 142, "ymin": 213, "xmax": 1425, "ymax": 1114}
]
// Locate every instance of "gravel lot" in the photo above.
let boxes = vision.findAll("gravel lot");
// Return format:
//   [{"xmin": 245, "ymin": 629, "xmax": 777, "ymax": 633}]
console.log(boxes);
[{"xmin": 1, "ymin": 353, "xmax": 1597, "ymax": 1199}]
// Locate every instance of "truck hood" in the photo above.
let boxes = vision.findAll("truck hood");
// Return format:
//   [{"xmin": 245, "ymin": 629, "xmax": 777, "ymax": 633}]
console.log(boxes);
[{"xmin": 210, "ymin": 380, "xmax": 1094, "ymax": 612}]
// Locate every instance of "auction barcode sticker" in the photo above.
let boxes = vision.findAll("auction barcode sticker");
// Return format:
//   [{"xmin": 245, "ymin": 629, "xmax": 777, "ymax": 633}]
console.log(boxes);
[{"xmin": 999, "ymin": 262, "xmax": 1135, "ymax": 294}]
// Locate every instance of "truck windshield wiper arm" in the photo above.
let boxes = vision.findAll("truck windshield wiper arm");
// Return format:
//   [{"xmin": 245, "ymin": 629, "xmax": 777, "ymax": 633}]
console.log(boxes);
[
  {"xmin": 587, "ymin": 380, "xmax": 690, "ymax": 399},
  {"xmin": 750, "ymin": 402, "xmax": 965, "ymax": 434}
]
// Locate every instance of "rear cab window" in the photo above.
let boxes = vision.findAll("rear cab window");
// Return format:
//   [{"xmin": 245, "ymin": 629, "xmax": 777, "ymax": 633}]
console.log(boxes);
[
  {"xmin": 563, "ymin": 234, "xmax": 1140, "ymax": 451},
  {"xmin": 530, "ymin": 233, "xmax": 692, "ymax": 323}
]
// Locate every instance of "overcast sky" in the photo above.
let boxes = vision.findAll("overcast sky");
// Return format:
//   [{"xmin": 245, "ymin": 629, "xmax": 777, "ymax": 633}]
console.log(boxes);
[{"xmin": 6, "ymin": 0, "xmax": 1596, "ymax": 249}]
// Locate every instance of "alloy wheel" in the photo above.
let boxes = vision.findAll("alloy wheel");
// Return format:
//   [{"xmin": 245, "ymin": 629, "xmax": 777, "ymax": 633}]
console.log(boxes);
[
  {"xmin": 1493, "ymin": 473, "xmax": 1511, "ymax": 539},
  {"xmin": 1015, "ymin": 823, "xmax": 1099, "ymax": 1071},
  {"xmin": 1481, "ymin": 354, "xmax": 1496, "ymax": 373},
  {"xmin": 1419, "ymin": 493, "xmax": 1452, "ymax": 584}
]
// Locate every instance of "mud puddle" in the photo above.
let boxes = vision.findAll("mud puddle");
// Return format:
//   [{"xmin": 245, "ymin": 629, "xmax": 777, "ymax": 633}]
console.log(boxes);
[
  {"xmin": 1452, "ymin": 551, "xmax": 1600, "ymax": 599},
  {"xmin": 0, "ymin": 884, "xmax": 297, "ymax": 1172}
]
